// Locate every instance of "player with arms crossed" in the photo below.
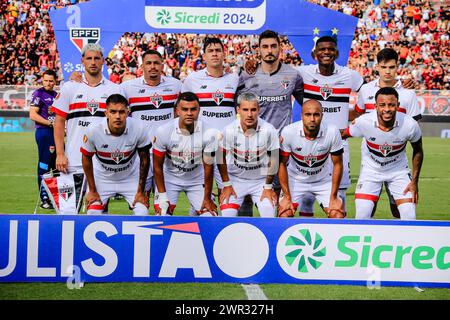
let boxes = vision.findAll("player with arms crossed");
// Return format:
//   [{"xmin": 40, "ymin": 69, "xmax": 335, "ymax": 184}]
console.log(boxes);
[
  {"xmin": 80, "ymin": 94, "xmax": 151, "ymax": 215},
  {"xmin": 342, "ymin": 87, "xmax": 424, "ymax": 220},
  {"xmin": 152, "ymin": 92, "xmax": 219, "ymax": 216},
  {"xmin": 51, "ymin": 43, "xmax": 120, "ymax": 214},
  {"xmin": 29, "ymin": 70, "xmax": 58, "ymax": 209},
  {"xmin": 278, "ymin": 100, "xmax": 345, "ymax": 218},
  {"xmin": 218, "ymin": 92, "xmax": 279, "ymax": 218}
]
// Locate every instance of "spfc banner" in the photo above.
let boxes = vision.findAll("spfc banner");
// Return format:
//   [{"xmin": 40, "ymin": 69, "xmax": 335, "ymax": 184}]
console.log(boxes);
[
  {"xmin": 42, "ymin": 171, "xmax": 86, "ymax": 214},
  {"xmin": 70, "ymin": 28, "xmax": 101, "ymax": 53}
]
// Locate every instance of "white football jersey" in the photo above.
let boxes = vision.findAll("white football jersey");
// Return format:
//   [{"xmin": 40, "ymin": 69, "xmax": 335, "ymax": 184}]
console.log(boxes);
[
  {"xmin": 51, "ymin": 77, "xmax": 120, "ymax": 169},
  {"xmin": 80, "ymin": 117, "xmax": 152, "ymax": 181},
  {"xmin": 121, "ymin": 76, "xmax": 181, "ymax": 137},
  {"xmin": 221, "ymin": 118, "xmax": 279, "ymax": 180},
  {"xmin": 296, "ymin": 63, "xmax": 363, "ymax": 130},
  {"xmin": 280, "ymin": 121, "xmax": 344, "ymax": 183},
  {"xmin": 181, "ymin": 69, "xmax": 239, "ymax": 130},
  {"xmin": 153, "ymin": 118, "xmax": 220, "ymax": 185},
  {"xmin": 356, "ymin": 79, "xmax": 422, "ymax": 119},
  {"xmin": 347, "ymin": 112, "xmax": 422, "ymax": 173}
]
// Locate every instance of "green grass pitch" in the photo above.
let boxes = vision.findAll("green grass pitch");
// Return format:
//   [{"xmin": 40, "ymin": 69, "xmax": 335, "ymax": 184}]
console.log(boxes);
[{"xmin": 0, "ymin": 132, "xmax": 449, "ymax": 299}]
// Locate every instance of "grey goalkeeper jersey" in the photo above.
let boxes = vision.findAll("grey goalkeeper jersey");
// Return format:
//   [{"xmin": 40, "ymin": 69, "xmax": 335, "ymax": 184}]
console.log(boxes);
[{"xmin": 237, "ymin": 63, "xmax": 304, "ymax": 131}]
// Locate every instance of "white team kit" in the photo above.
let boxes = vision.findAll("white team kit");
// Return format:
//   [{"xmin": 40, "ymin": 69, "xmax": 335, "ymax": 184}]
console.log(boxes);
[
  {"xmin": 152, "ymin": 118, "xmax": 220, "ymax": 215},
  {"xmin": 296, "ymin": 63, "xmax": 364, "ymax": 190},
  {"xmin": 220, "ymin": 118, "xmax": 279, "ymax": 217},
  {"xmin": 356, "ymin": 79, "xmax": 422, "ymax": 119},
  {"xmin": 181, "ymin": 69, "xmax": 239, "ymax": 188},
  {"xmin": 181, "ymin": 69, "xmax": 239, "ymax": 128},
  {"xmin": 280, "ymin": 121, "xmax": 344, "ymax": 216},
  {"xmin": 50, "ymin": 77, "xmax": 120, "ymax": 214},
  {"xmin": 120, "ymin": 76, "xmax": 182, "ymax": 190},
  {"xmin": 346, "ymin": 112, "xmax": 422, "ymax": 219},
  {"xmin": 80, "ymin": 117, "xmax": 152, "ymax": 215}
]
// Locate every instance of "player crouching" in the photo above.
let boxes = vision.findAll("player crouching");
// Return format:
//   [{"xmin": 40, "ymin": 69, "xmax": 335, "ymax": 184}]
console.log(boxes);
[
  {"xmin": 278, "ymin": 100, "xmax": 345, "ymax": 218},
  {"xmin": 152, "ymin": 92, "xmax": 219, "ymax": 216},
  {"xmin": 80, "ymin": 94, "xmax": 152, "ymax": 215},
  {"xmin": 343, "ymin": 87, "xmax": 424, "ymax": 220},
  {"xmin": 218, "ymin": 93, "xmax": 279, "ymax": 217}
]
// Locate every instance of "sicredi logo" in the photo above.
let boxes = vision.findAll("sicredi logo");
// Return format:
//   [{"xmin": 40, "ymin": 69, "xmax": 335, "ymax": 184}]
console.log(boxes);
[
  {"xmin": 276, "ymin": 227, "xmax": 326, "ymax": 278},
  {"xmin": 145, "ymin": 0, "xmax": 266, "ymax": 30},
  {"xmin": 277, "ymin": 224, "xmax": 450, "ymax": 282}
]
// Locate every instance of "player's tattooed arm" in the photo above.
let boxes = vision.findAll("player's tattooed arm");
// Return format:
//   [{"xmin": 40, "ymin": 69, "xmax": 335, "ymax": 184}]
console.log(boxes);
[
  {"xmin": 406, "ymin": 137, "xmax": 424, "ymax": 203},
  {"xmin": 82, "ymin": 154, "xmax": 101, "ymax": 205},
  {"xmin": 137, "ymin": 147, "xmax": 150, "ymax": 194}
]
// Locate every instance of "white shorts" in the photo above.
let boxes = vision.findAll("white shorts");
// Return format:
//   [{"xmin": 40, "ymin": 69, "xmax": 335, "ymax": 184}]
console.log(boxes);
[
  {"xmin": 219, "ymin": 177, "xmax": 276, "ymax": 217},
  {"xmin": 91, "ymin": 176, "xmax": 146, "ymax": 212},
  {"xmin": 355, "ymin": 169, "xmax": 413, "ymax": 203},
  {"xmin": 289, "ymin": 178, "xmax": 333, "ymax": 217},
  {"xmin": 154, "ymin": 181, "xmax": 205, "ymax": 216}
]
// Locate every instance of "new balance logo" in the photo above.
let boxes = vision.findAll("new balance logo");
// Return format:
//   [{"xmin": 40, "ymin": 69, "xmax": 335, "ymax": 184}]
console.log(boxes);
[
  {"xmin": 369, "ymin": 137, "xmax": 376, "ymax": 141},
  {"xmin": 200, "ymin": 85, "xmax": 207, "ymax": 89},
  {"xmin": 368, "ymin": 96, "xmax": 374, "ymax": 100},
  {"xmin": 76, "ymin": 94, "xmax": 83, "ymax": 99},
  {"xmin": 101, "ymin": 144, "xmax": 109, "ymax": 148},
  {"xmin": 139, "ymin": 89, "xmax": 145, "ymax": 93}
]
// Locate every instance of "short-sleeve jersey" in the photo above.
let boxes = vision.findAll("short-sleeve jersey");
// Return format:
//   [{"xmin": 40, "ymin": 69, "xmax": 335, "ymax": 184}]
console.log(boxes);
[
  {"xmin": 181, "ymin": 69, "xmax": 239, "ymax": 130},
  {"xmin": 221, "ymin": 118, "xmax": 279, "ymax": 180},
  {"xmin": 51, "ymin": 77, "xmax": 120, "ymax": 168},
  {"xmin": 297, "ymin": 63, "xmax": 363, "ymax": 130},
  {"xmin": 347, "ymin": 112, "xmax": 422, "ymax": 173},
  {"xmin": 237, "ymin": 63, "xmax": 304, "ymax": 131},
  {"xmin": 153, "ymin": 119, "xmax": 220, "ymax": 185},
  {"xmin": 30, "ymin": 87, "xmax": 57, "ymax": 128},
  {"xmin": 121, "ymin": 76, "xmax": 181, "ymax": 137},
  {"xmin": 280, "ymin": 121, "xmax": 344, "ymax": 183},
  {"xmin": 356, "ymin": 79, "xmax": 422, "ymax": 120},
  {"xmin": 80, "ymin": 117, "xmax": 152, "ymax": 181}
]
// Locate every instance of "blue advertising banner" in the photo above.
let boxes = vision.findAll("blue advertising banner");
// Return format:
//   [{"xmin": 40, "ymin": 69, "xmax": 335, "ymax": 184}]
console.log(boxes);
[
  {"xmin": 1, "ymin": 215, "xmax": 449, "ymax": 288},
  {"xmin": 49, "ymin": 0, "xmax": 358, "ymax": 81}
]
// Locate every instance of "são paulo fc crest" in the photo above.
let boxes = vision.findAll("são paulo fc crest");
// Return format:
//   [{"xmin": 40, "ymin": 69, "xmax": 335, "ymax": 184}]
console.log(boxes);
[
  {"xmin": 380, "ymin": 143, "xmax": 392, "ymax": 157},
  {"xmin": 150, "ymin": 93, "xmax": 163, "ymax": 108},
  {"xmin": 280, "ymin": 79, "xmax": 290, "ymax": 90},
  {"xmin": 304, "ymin": 154, "xmax": 317, "ymax": 167},
  {"xmin": 58, "ymin": 184, "xmax": 74, "ymax": 201},
  {"xmin": 320, "ymin": 84, "xmax": 332, "ymax": 100},
  {"xmin": 70, "ymin": 28, "xmax": 101, "ymax": 53},
  {"xmin": 87, "ymin": 100, "xmax": 99, "ymax": 115},
  {"xmin": 111, "ymin": 149, "xmax": 125, "ymax": 164},
  {"xmin": 212, "ymin": 90, "xmax": 224, "ymax": 105},
  {"xmin": 180, "ymin": 151, "xmax": 194, "ymax": 164}
]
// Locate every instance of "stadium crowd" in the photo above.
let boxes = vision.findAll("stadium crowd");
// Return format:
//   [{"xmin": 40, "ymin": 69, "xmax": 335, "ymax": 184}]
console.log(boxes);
[{"xmin": 0, "ymin": 0, "xmax": 449, "ymax": 89}]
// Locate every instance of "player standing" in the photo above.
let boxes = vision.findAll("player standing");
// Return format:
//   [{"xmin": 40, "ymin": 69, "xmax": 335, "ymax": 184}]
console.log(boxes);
[
  {"xmin": 152, "ymin": 92, "xmax": 219, "ymax": 216},
  {"xmin": 218, "ymin": 92, "xmax": 279, "ymax": 218},
  {"xmin": 181, "ymin": 37, "xmax": 239, "ymax": 193},
  {"xmin": 355, "ymin": 48, "xmax": 422, "ymax": 217},
  {"xmin": 51, "ymin": 43, "xmax": 120, "ymax": 214},
  {"xmin": 29, "ymin": 70, "xmax": 58, "ymax": 209},
  {"xmin": 80, "ymin": 94, "xmax": 151, "ymax": 215},
  {"xmin": 295, "ymin": 36, "xmax": 364, "ymax": 215},
  {"xmin": 278, "ymin": 100, "xmax": 344, "ymax": 218},
  {"xmin": 121, "ymin": 50, "xmax": 182, "ymax": 193},
  {"xmin": 343, "ymin": 87, "xmax": 424, "ymax": 220}
]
